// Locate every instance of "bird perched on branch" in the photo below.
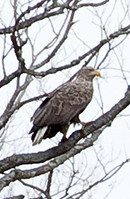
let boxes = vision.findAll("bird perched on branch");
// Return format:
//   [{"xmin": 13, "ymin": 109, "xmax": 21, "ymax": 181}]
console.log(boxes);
[{"xmin": 29, "ymin": 66, "xmax": 101, "ymax": 145}]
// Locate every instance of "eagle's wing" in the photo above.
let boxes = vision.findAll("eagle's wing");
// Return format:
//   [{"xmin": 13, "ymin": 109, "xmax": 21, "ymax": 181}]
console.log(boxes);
[{"xmin": 31, "ymin": 81, "xmax": 93, "ymax": 127}]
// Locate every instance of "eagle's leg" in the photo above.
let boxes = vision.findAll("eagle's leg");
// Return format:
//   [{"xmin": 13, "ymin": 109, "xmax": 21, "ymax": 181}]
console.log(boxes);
[
  {"xmin": 61, "ymin": 134, "xmax": 68, "ymax": 142},
  {"xmin": 60, "ymin": 124, "xmax": 69, "ymax": 143}
]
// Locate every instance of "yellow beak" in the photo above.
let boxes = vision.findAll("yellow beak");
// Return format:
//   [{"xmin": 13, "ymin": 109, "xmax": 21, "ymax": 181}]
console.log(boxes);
[{"xmin": 93, "ymin": 70, "xmax": 101, "ymax": 77}]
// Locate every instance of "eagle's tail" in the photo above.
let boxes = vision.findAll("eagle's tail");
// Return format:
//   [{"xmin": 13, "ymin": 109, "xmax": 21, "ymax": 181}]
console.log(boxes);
[
  {"xmin": 29, "ymin": 125, "xmax": 61, "ymax": 145},
  {"xmin": 29, "ymin": 126, "xmax": 47, "ymax": 145}
]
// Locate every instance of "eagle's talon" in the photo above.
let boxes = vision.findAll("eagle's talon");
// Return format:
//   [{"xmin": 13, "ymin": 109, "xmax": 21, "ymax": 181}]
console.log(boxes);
[{"xmin": 81, "ymin": 121, "xmax": 93, "ymax": 129}]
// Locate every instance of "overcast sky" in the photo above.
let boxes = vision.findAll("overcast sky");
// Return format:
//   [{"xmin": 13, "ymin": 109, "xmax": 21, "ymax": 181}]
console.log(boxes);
[{"xmin": 0, "ymin": 0, "xmax": 130, "ymax": 198}]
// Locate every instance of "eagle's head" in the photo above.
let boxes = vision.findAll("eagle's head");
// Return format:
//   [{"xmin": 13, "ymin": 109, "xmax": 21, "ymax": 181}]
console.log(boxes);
[{"xmin": 77, "ymin": 66, "xmax": 101, "ymax": 81}]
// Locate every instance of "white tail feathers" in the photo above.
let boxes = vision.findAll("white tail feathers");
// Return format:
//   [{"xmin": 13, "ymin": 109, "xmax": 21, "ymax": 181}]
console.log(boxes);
[{"xmin": 33, "ymin": 127, "xmax": 47, "ymax": 146}]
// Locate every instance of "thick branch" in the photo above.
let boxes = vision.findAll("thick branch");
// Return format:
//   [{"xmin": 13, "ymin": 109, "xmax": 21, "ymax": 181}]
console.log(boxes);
[
  {"xmin": 0, "ymin": 127, "xmax": 106, "ymax": 192},
  {"xmin": 0, "ymin": 86, "xmax": 130, "ymax": 191},
  {"xmin": 0, "ymin": 86, "xmax": 130, "ymax": 174},
  {"xmin": 0, "ymin": 124, "xmax": 127, "ymax": 191}
]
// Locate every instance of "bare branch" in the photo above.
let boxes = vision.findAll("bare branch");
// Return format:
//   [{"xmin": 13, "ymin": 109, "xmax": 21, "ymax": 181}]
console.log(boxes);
[
  {"xmin": 0, "ymin": 1, "xmax": 130, "ymax": 197},
  {"xmin": 0, "ymin": 86, "xmax": 130, "ymax": 175},
  {"xmin": 0, "ymin": 1, "xmax": 72, "ymax": 34},
  {"xmin": 68, "ymin": 158, "xmax": 130, "ymax": 198},
  {"xmin": 19, "ymin": 179, "xmax": 50, "ymax": 199},
  {"xmin": 4, "ymin": 195, "xmax": 24, "ymax": 199},
  {"xmin": 77, "ymin": 0, "xmax": 109, "ymax": 9}
]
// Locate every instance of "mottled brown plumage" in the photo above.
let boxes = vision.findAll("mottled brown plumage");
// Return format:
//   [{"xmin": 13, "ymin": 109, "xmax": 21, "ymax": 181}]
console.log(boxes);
[{"xmin": 29, "ymin": 67, "xmax": 100, "ymax": 145}]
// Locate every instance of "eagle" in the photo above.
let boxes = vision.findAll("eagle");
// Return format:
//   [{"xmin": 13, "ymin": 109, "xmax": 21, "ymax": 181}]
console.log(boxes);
[{"xmin": 29, "ymin": 67, "xmax": 100, "ymax": 145}]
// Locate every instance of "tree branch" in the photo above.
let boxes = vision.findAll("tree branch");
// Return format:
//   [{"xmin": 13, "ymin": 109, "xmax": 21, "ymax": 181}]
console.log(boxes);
[
  {"xmin": 0, "ymin": 86, "xmax": 130, "ymax": 173},
  {"xmin": 4, "ymin": 195, "xmax": 24, "ymax": 199},
  {"xmin": 67, "ymin": 158, "xmax": 130, "ymax": 198},
  {"xmin": 0, "ymin": 0, "xmax": 109, "ymax": 35}
]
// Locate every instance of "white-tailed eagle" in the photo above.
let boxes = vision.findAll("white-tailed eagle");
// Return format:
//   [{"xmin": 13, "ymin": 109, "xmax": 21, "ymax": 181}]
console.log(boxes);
[{"xmin": 29, "ymin": 67, "xmax": 100, "ymax": 145}]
